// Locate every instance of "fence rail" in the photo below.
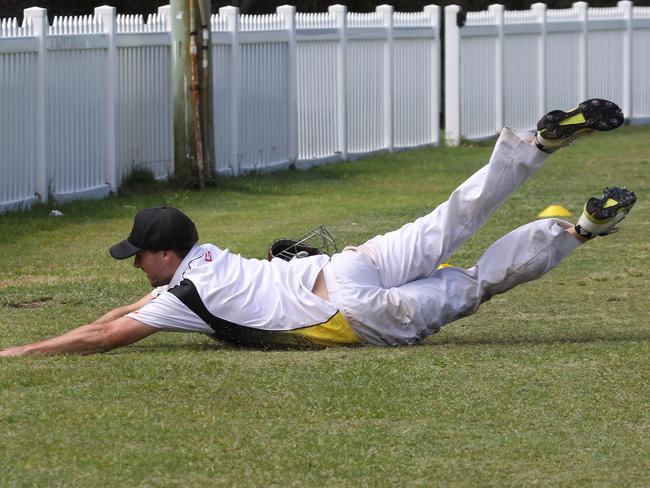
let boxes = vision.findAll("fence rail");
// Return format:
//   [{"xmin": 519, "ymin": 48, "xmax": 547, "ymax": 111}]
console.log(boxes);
[{"xmin": 2, "ymin": 2, "xmax": 649, "ymax": 212}]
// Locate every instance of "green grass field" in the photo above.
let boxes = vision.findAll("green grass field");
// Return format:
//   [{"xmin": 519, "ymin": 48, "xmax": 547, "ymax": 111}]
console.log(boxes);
[{"xmin": 1, "ymin": 127, "xmax": 649, "ymax": 486}]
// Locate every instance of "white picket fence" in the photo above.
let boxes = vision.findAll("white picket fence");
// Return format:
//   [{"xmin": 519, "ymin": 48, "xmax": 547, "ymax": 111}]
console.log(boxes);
[
  {"xmin": 444, "ymin": 0, "xmax": 650, "ymax": 144},
  {"xmin": 0, "ymin": 4, "xmax": 440, "ymax": 212},
  {"xmin": 2, "ymin": 2, "xmax": 650, "ymax": 213}
]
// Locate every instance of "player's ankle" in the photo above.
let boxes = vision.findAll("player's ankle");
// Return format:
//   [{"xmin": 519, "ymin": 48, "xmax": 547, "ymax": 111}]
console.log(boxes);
[{"xmin": 567, "ymin": 226, "xmax": 591, "ymax": 243}]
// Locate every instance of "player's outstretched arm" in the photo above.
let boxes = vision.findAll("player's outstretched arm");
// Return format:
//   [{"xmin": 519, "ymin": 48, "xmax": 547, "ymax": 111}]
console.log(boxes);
[
  {"xmin": 0, "ymin": 317, "xmax": 157, "ymax": 357},
  {"xmin": 92, "ymin": 294, "xmax": 155, "ymax": 324}
]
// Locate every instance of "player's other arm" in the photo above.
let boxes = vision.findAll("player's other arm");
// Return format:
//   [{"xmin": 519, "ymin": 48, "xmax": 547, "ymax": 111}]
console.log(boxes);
[
  {"xmin": 92, "ymin": 293, "xmax": 155, "ymax": 324},
  {"xmin": 0, "ymin": 317, "xmax": 157, "ymax": 357}
]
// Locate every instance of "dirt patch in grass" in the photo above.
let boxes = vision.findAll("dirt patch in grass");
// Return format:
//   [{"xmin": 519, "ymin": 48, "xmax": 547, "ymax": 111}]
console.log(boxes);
[{"xmin": 7, "ymin": 297, "xmax": 53, "ymax": 308}]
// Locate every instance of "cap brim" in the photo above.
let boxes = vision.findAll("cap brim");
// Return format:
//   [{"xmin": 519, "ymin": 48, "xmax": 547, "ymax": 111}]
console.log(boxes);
[{"xmin": 109, "ymin": 239, "xmax": 142, "ymax": 260}]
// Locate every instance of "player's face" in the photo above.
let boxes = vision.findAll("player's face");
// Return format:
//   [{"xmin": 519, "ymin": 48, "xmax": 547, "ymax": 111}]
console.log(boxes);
[{"xmin": 133, "ymin": 250, "xmax": 174, "ymax": 287}]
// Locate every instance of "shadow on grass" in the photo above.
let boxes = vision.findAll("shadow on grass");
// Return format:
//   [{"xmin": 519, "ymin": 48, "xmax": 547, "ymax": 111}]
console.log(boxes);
[
  {"xmin": 108, "ymin": 329, "xmax": 650, "ymax": 355},
  {"xmin": 113, "ymin": 336, "xmax": 368, "ymax": 354},
  {"xmin": 121, "ymin": 342, "xmax": 225, "ymax": 353},
  {"xmin": 426, "ymin": 330, "xmax": 650, "ymax": 348}
]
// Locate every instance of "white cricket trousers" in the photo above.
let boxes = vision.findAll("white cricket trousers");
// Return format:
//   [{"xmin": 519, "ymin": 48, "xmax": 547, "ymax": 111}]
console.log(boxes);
[{"xmin": 322, "ymin": 128, "xmax": 582, "ymax": 345}]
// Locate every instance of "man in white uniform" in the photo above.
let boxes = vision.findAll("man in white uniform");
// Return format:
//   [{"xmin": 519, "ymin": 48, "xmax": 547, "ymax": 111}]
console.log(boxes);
[{"xmin": 0, "ymin": 99, "xmax": 636, "ymax": 356}]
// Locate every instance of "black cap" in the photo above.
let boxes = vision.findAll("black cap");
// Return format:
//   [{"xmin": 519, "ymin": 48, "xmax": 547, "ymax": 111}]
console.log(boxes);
[{"xmin": 109, "ymin": 206, "xmax": 199, "ymax": 260}]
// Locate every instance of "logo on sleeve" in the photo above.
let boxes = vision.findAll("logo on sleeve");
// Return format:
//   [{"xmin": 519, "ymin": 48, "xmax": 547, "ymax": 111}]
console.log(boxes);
[{"xmin": 204, "ymin": 250, "xmax": 213, "ymax": 262}]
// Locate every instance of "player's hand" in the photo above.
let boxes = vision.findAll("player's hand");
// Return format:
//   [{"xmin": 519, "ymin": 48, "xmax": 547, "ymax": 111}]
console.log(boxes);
[{"xmin": 0, "ymin": 347, "xmax": 25, "ymax": 357}]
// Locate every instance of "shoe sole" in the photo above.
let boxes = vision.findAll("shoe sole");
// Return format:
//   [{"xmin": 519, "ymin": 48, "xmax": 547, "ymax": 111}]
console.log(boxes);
[
  {"xmin": 537, "ymin": 98, "xmax": 624, "ymax": 139},
  {"xmin": 585, "ymin": 187, "xmax": 636, "ymax": 223}
]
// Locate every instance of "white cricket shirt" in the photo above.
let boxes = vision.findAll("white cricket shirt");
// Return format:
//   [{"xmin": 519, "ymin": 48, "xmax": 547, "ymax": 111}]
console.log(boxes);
[{"xmin": 128, "ymin": 244, "xmax": 337, "ymax": 334}]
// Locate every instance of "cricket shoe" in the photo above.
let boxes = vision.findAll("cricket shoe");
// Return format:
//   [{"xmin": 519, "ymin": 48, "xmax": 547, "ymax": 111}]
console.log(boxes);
[
  {"xmin": 534, "ymin": 98, "xmax": 624, "ymax": 153},
  {"xmin": 575, "ymin": 187, "xmax": 636, "ymax": 238}
]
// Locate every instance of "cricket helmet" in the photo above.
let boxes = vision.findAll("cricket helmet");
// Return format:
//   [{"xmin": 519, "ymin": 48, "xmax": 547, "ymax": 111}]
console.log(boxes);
[{"xmin": 267, "ymin": 225, "xmax": 337, "ymax": 261}]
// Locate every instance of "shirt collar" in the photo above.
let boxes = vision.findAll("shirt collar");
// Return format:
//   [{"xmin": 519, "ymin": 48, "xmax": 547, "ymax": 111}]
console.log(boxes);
[{"xmin": 169, "ymin": 244, "xmax": 203, "ymax": 287}]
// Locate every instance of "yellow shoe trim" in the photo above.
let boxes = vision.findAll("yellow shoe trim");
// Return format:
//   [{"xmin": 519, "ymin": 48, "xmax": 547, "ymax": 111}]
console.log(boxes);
[
  {"xmin": 559, "ymin": 113, "xmax": 586, "ymax": 125},
  {"xmin": 604, "ymin": 198, "xmax": 619, "ymax": 208}
]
